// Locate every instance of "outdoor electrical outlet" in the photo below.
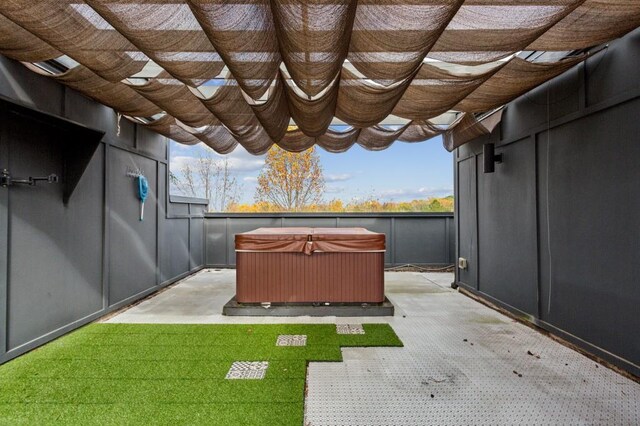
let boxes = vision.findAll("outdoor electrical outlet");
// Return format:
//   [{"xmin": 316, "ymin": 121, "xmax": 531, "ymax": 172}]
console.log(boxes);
[{"xmin": 458, "ymin": 257, "xmax": 468, "ymax": 270}]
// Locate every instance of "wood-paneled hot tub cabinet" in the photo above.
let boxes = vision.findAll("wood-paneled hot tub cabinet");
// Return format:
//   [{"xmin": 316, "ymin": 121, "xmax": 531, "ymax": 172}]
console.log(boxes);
[{"xmin": 235, "ymin": 228, "xmax": 386, "ymax": 303}]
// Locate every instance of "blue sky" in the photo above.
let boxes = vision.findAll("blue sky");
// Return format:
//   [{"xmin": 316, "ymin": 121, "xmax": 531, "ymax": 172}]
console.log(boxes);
[{"xmin": 170, "ymin": 136, "xmax": 453, "ymax": 204}]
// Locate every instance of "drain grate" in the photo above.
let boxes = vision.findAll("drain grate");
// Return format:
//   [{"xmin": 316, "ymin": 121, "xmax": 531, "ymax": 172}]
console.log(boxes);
[
  {"xmin": 336, "ymin": 324, "xmax": 365, "ymax": 335},
  {"xmin": 276, "ymin": 334, "xmax": 307, "ymax": 346},
  {"xmin": 225, "ymin": 361, "xmax": 269, "ymax": 379}
]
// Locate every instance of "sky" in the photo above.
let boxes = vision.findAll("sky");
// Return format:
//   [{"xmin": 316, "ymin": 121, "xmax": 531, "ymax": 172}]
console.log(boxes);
[{"xmin": 170, "ymin": 136, "xmax": 453, "ymax": 204}]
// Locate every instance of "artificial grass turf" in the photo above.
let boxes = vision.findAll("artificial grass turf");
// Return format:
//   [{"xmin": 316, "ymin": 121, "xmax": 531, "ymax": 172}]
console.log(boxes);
[{"xmin": 0, "ymin": 323, "xmax": 402, "ymax": 426}]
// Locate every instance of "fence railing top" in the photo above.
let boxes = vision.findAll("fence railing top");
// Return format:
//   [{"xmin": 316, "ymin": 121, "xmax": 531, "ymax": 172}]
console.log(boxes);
[
  {"xmin": 204, "ymin": 212, "xmax": 454, "ymax": 218},
  {"xmin": 170, "ymin": 195, "xmax": 209, "ymax": 205}
]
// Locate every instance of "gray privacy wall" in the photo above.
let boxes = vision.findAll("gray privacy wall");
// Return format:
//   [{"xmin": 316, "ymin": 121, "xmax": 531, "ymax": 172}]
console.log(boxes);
[
  {"xmin": 205, "ymin": 213, "xmax": 455, "ymax": 267},
  {"xmin": 0, "ymin": 56, "xmax": 206, "ymax": 364},
  {"xmin": 454, "ymin": 29, "xmax": 640, "ymax": 376}
]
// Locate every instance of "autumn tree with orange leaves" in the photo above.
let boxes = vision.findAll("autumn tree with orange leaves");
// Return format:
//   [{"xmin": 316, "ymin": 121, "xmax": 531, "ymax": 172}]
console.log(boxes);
[{"xmin": 255, "ymin": 145, "xmax": 325, "ymax": 211}]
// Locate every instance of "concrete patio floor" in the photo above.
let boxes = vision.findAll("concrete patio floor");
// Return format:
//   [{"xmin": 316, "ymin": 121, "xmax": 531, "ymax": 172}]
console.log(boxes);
[{"xmin": 107, "ymin": 270, "xmax": 640, "ymax": 425}]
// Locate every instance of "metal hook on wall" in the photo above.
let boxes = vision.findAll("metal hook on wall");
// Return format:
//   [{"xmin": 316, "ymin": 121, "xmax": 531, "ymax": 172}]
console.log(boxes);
[
  {"xmin": 125, "ymin": 167, "xmax": 145, "ymax": 179},
  {"xmin": 1, "ymin": 169, "xmax": 59, "ymax": 187}
]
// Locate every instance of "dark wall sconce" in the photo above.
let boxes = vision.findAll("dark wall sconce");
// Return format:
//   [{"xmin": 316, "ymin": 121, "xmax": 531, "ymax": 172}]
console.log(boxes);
[{"xmin": 483, "ymin": 143, "xmax": 503, "ymax": 173}]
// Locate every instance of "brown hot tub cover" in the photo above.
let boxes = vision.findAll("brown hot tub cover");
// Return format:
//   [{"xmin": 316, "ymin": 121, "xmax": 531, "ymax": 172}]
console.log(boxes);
[
  {"xmin": 235, "ymin": 227, "xmax": 385, "ymax": 255},
  {"xmin": 235, "ymin": 227, "xmax": 386, "ymax": 303}
]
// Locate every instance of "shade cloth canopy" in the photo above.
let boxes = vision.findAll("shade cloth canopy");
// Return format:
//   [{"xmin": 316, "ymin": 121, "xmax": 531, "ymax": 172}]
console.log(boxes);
[{"xmin": 1, "ymin": 1, "xmax": 639, "ymax": 153}]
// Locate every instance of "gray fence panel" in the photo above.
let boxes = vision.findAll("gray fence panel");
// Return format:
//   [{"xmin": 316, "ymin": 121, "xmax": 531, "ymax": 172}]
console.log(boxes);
[
  {"xmin": 161, "ymin": 218, "xmax": 190, "ymax": 284},
  {"xmin": 477, "ymin": 137, "xmax": 538, "ymax": 314},
  {"xmin": 108, "ymin": 149, "xmax": 158, "ymax": 305},
  {"xmin": 205, "ymin": 218, "xmax": 227, "ymax": 266},
  {"xmin": 453, "ymin": 28, "xmax": 640, "ymax": 376},
  {"xmin": 190, "ymin": 218, "xmax": 204, "ymax": 270},
  {"xmin": 6, "ymin": 119, "xmax": 104, "ymax": 350},
  {"xmin": 394, "ymin": 217, "xmax": 449, "ymax": 265},
  {"xmin": 338, "ymin": 217, "xmax": 393, "ymax": 264},
  {"xmin": 0, "ymin": 111, "xmax": 7, "ymax": 356},
  {"xmin": 456, "ymin": 158, "xmax": 478, "ymax": 289},
  {"xmin": 282, "ymin": 217, "xmax": 337, "ymax": 227},
  {"xmin": 204, "ymin": 214, "xmax": 454, "ymax": 268},
  {"xmin": 447, "ymin": 217, "xmax": 455, "ymax": 263},
  {"xmin": 0, "ymin": 55, "xmax": 209, "ymax": 365},
  {"xmin": 168, "ymin": 201, "xmax": 189, "ymax": 216}
]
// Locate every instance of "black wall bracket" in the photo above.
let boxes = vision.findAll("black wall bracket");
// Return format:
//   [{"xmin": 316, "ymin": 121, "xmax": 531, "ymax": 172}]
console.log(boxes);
[{"xmin": 0, "ymin": 169, "xmax": 59, "ymax": 188}]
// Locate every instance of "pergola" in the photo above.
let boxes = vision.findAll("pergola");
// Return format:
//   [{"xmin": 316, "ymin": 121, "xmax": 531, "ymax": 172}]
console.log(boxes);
[
  {"xmin": 1, "ymin": 1, "xmax": 639, "ymax": 154},
  {"xmin": 1, "ymin": 2, "xmax": 640, "ymax": 424}
]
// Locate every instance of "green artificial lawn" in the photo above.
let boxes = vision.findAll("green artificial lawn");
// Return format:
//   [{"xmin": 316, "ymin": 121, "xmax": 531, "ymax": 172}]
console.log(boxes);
[{"xmin": 0, "ymin": 323, "xmax": 402, "ymax": 425}]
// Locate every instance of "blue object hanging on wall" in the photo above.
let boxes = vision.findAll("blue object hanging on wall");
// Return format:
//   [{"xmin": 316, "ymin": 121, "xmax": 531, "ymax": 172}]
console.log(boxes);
[{"xmin": 137, "ymin": 175, "xmax": 148, "ymax": 221}]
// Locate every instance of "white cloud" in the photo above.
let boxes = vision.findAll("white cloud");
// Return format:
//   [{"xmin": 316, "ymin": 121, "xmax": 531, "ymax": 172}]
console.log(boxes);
[
  {"xmin": 169, "ymin": 155, "xmax": 193, "ymax": 172},
  {"xmin": 170, "ymin": 145, "xmax": 265, "ymax": 173},
  {"xmin": 215, "ymin": 145, "xmax": 265, "ymax": 172},
  {"xmin": 171, "ymin": 142, "xmax": 191, "ymax": 152},
  {"xmin": 243, "ymin": 176, "xmax": 258, "ymax": 183},
  {"xmin": 325, "ymin": 173, "xmax": 352, "ymax": 182},
  {"xmin": 378, "ymin": 189, "xmax": 405, "ymax": 197},
  {"xmin": 420, "ymin": 187, "xmax": 453, "ymax": 197},
  {"xmin": 325, "ymin": 186, "xmax": 345, "ymax": 194},
  {"xmin": 378, "ymin": 186, "xmax": 453, "ymax": 201}
]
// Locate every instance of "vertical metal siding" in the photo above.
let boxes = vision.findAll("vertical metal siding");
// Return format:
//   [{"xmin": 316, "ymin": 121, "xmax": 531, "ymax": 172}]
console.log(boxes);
[
  {"xmin": 0, "ymin": 55, "xmax": 208, "ymax": 365},
  {"xmin": 453, "ymin": 28, "xmax": 640, "ymax": 376},
  {"xmin": 237, "ymin": 252, "xmax": 384, "ymax": 303}
]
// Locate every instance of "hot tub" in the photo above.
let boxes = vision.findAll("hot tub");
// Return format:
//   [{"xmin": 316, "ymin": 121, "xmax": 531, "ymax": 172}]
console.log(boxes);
[{"xmin": 235, "ymin": 227, "xmax": 385, "ymax": 303}]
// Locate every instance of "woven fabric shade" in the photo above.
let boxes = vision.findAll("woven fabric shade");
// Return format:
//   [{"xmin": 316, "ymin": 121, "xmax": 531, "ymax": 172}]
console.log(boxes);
[{"xmin": 1, "ymin": 1, "xmax": 638, "ymax": 153}]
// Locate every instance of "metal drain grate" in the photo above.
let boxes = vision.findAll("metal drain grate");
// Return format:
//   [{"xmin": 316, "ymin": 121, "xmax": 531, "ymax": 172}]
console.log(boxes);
[
  {"xmin": 276, "ymin": 334, "xmax": 307, "ymax": 346},
  {"xmin": 336, "ymin": 324, "xmax": 365, "ymax": 335},
  {"xmin": 225, "ymin": 361, "xmax": 269, "ymax": 380}
]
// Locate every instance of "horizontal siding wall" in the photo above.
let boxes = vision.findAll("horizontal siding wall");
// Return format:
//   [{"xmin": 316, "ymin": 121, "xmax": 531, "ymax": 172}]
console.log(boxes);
[
  {"xmin": 205, "ymin": 213, "xmax": 455, "ymax": 268},
  {"xmin": 454, "ymin": 28, "xmax": 640, "ymax": 376},
  {"xmin": 0, "ymin": 56, "xmax": 207, "ymax": 364}
]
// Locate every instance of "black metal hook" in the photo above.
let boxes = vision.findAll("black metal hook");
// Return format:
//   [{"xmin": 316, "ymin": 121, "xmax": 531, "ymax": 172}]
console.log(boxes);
[{"xmin": 0, "ymin": 169, "xmax": 59, "ymax": 187}]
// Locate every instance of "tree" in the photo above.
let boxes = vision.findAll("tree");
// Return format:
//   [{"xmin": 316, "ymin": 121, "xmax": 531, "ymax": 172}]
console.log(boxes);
[
  {"xmin": 171, "ymin": 162, "xmax": 197, "ymax": 198},
  {"xmin": 211, "ymin": 158, "xmax": 240, "ymax": 212},
  {"xmin": 427, "ymin": 198, "xmax": 444, "ymax": 212},
  {"xmin": 255, "ymin": 145, "xmax": 325, "ymax": 211},
  {"xmin": 172, "ymin": 151, "xmax": 241, "ymax": 212}
]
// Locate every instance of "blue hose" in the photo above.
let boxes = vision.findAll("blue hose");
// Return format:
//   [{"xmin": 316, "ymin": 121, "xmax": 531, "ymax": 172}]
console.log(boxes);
[{"xmin": 137, "ymin": 175, "xmax": 148, "ymax": 221}]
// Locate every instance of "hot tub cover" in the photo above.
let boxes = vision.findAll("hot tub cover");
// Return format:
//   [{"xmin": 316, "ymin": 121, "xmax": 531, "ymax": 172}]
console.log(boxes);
[{"xmin": 235, "ymin": 227, "xmax": 385, "ymax": 255}]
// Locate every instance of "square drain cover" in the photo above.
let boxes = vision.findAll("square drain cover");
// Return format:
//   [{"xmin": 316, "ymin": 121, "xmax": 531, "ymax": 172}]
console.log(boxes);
[
  {"xmin": 225, "ymin": 361, "xmax": 269, "ymax": 380},
  {"xmin": 276, "ymin": 335, "xmax": 307, "ymax": 346},
  {"xmin": 336, "ymin": 324, "xmax": 365, "ymax": 335}
]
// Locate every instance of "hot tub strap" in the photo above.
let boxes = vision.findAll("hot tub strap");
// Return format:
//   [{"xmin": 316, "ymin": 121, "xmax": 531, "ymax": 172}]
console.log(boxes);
[{"xmin": 303, "ymin": 238, "xmax": 314, "ymax": 255}]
